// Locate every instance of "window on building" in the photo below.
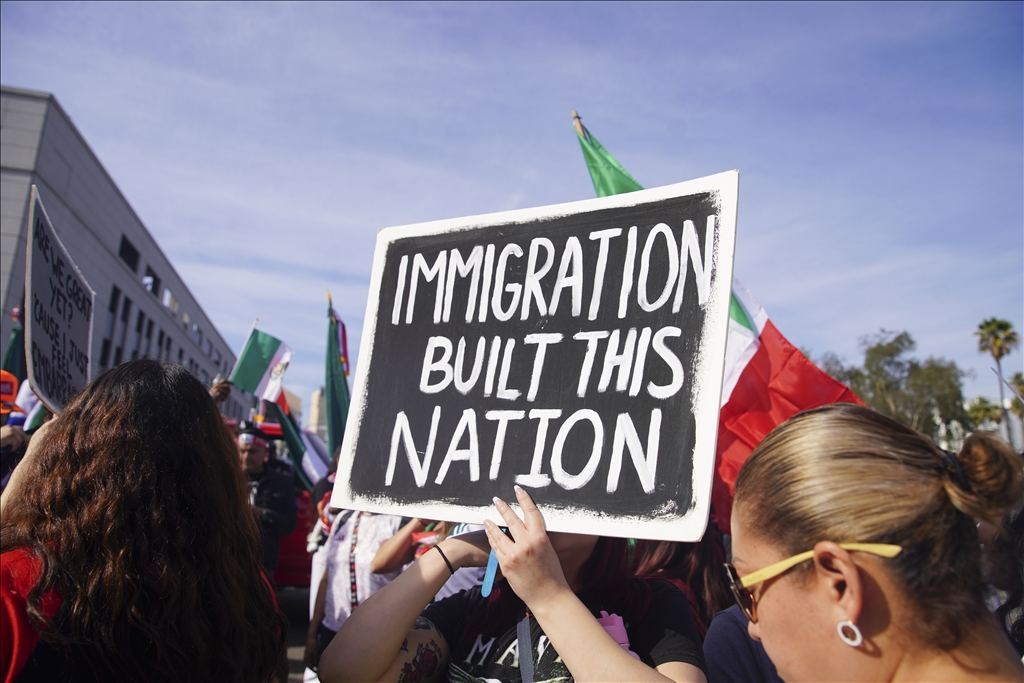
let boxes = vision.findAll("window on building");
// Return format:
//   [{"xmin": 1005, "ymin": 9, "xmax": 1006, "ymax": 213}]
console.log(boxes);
[
  {"xmin": 99, "ymin": 339, "xmax": 112, "ymax": 370},
  {"xmin": 142, "ymin": 266, "xmax": 161, "ymax": 297},
  {"xmin": 182, "ymin": 311, "xmax": 190, "ymax": 331},
  {"xmin": 163, "ymin": 336, "xmax": 172, "ymax": 363},
  {"xmin": 162, "ymin": 288, "xmax": 179, "ymax": 314},
  {"xmin": 212, "ymin": 348, "xmax": 222, "ymax": 365},
  {"xmin": 131, "ymin": 311, "xmax": 146, "ymax": 360},
  {"xmin": 99, "ymin": 285, "xmax": 122, "ymax": 369},
  {"xmin": 113, "ymin": 297, "xmax": 132, "ymax": 366},
  {"xmin": 191, "ymin": 324, "xmax": 203, "ymax": 346},
  {"xmin": 203, "ymin": 338, "xmax": 212, "ymax": 357},
  {"xmin": 144, "ymin": 320, "xmax": 154, "ymax": 357},
  {"xmin": 177, "ymin": 347, "xmax": 184, "ymax": 364},
  {"xmin": 118, "ymin": 236, "xmax": 140, "ymax": 273}
]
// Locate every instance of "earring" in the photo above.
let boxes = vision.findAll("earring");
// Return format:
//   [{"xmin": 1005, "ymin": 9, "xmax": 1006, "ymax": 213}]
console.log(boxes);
[{"xmin": 836, "ymin": 619, "xmax": 863, "ymax": 647}]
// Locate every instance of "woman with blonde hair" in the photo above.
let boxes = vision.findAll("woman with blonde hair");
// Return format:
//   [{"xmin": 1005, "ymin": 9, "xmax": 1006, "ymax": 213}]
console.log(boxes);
[{"xmin": 727, "ymin": 402, "xmax": 1023, "ymax": 681}]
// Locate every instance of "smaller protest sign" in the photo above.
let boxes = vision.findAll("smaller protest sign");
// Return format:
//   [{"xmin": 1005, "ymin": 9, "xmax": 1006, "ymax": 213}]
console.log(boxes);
[
  {"xmin": 333, "ymin": 171, "xmax": 738, "ymax": 541},
  {"xmin": 24, "ymin": 186, "xmax": 95, "ymax": 412}
]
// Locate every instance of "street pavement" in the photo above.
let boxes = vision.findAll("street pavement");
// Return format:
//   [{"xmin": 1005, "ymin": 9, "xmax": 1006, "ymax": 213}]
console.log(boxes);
[{"xmin": 277, "ymin": 586, "xmax": 311, "ymax": 683}]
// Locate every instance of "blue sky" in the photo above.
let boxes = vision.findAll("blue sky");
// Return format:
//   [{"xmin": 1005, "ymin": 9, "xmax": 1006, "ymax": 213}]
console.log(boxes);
[{"xmin": 1, "ymin": 1, "xmax": 1021, "ymax": 417}]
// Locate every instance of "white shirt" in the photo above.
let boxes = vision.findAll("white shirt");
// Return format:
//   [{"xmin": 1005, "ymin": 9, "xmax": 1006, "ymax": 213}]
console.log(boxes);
[{"xmin": 321, "ymin": 511, "xmax": 403, "ymax": 632}]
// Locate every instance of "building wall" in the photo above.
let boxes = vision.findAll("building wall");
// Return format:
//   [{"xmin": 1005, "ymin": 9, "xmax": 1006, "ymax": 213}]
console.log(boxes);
[
  {"xmin": 308, "ymin": 386, "xmax": 326, "ymax": 440},
  {"xmin": 0, "ymin": 86, "xmax": 249, "ymax": 418}
]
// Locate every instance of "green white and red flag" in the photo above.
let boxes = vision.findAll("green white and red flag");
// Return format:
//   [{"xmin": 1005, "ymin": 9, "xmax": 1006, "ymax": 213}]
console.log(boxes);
[
  {"xmin": 573, "ymin": 112, "xmax": 863, "ymax": 533},
  {"xmin": 714, "ymin": 280, "xmax": 862, "ymax": 532},
  {"xmin": 229, "ymin": 327, "xmax": 293, "ymax": 402}
]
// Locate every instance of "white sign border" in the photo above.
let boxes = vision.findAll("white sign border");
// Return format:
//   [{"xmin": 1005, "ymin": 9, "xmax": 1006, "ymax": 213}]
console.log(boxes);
[{"xmin": 333, "ymin": 170, "xmax": 738, "ymax": 541}]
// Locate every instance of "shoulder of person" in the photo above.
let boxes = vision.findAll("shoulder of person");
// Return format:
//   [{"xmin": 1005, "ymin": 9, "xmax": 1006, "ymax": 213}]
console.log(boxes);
[
  {"xmin": 1, "ymin": 548, "xmax": 44, "ymax": 594},
  {"xmin": 643, "ymin": 577, "xmax": 692, "ymax": 603}
]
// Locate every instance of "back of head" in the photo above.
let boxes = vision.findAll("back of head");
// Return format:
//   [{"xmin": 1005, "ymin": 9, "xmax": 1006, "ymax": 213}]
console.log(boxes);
[
  {"xmin": 0, "ymin": 359, "xmax": 284, "ymax": 682},
  {"xmin": 734, "ymin": 403, "xmax": 1023, "ymax": 650}
]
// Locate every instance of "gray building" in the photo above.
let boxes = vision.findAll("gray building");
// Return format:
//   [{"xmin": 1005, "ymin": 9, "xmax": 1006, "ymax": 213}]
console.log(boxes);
[{"xmin": 1, "ymin": 85, "xmax": 247, "ymax": 418}]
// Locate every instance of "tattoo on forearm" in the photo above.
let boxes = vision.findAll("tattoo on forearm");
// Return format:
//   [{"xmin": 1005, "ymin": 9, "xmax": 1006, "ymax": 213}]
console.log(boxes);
[
  {"xmin": 400, "ymin": 638, "xmax": 409, "ymax": 653},
  {"xmin": 398, "ymin": 641, "xmax": 442, "ymax": 682}
]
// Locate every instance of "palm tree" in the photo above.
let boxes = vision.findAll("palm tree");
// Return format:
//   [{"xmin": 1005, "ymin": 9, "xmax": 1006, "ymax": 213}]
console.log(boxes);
[
  {"xmin": 967, "ymin": 396, "xmax": 1002, "ymax": 429},
  {"xmin": 1010, "ymin": 372, "xmax": 1024, "ymax": 420},
  {"xmin": 975, "ymin": 318, "xmax": 1020, "ymax": 435}
]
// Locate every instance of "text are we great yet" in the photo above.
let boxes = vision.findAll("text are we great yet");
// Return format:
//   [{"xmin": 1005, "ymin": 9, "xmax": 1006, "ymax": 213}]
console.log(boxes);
[{"xmin": 380, "ymin": 216, "xmax": 717, "ymax": 496}]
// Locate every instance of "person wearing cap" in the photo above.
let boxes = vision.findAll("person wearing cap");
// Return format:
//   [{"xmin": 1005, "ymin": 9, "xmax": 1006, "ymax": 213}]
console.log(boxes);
[{"xmin": 237, "ymin": 422, "xmax": 297, "ymax": 577}]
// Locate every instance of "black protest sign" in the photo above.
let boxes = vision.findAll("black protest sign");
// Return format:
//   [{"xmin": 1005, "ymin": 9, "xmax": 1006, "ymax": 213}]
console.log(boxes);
[
  {"xmin": 25, "ymin": 186, "xmax": 95, "ymax": 412},
  {"xmin": 334, "ymin": 172, "xmax": 737, "ymax": 541}
]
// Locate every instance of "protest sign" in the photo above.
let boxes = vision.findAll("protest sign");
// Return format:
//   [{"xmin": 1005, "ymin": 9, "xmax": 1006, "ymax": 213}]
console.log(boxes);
[
  {"xmin": 25, "ymin": 186, "xmax": 95, "ymax": 412},
  {"xmin": 333, "ymin": 172, "xmax": 738, "ymax": 541}
]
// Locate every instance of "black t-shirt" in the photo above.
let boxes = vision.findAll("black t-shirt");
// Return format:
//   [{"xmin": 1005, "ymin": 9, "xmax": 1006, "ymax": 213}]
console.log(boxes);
[
  {"xmin": 422, "ymin": 579, "xmax": 706, "ymax": 681},
  {"xmin": 703, "ymin": 605, "xmax": 783, "ymax": 683}
]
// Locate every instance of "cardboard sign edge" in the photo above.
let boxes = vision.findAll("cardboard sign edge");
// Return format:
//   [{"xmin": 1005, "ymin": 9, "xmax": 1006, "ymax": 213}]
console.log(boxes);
[{"xmin": 332, "ymin": 171, "xmax": 739, "ymax": 542}]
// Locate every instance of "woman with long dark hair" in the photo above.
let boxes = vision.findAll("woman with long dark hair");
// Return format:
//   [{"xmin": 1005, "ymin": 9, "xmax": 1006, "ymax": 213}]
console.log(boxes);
[
  {"xmin": 318, "ymin": 486, "xmax": 707, "ymax": 682},
  {"xmin": 0, "ymin": 360, "xmax": 286, "ymax": 682}
]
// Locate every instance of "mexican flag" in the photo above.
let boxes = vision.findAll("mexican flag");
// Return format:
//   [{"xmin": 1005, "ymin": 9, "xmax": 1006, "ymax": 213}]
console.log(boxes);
[
  {"xmin": 714, "ymin": 280, "xmax": 862, "ymax": 532},
  {"xmin": 573, "ymin": 112, "xmax": 643, "ymax": 197},
  {"xmin": 229, "ymin": 328, "xmax": 293, "ymax": 402},
  {"xmin": 574, "ymin": 112, "xmax": 862, "ymax": 533},
  {"xmin": 325, "ymin": 296, "xmax": 351, "ymax": 459},
  {"xmin": 264, "ymin": 400, "xmax": 322, "ymax": 491}
]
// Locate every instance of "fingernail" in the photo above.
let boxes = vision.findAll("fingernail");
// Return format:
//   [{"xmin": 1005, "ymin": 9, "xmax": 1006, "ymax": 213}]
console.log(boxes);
[
  {"xmin": 514, "ymin": 485, "xmax": 524, "ymax": 494},
  {"xmin": 493, "ymin": 496, "xmax": 503, "ymax": 506}
]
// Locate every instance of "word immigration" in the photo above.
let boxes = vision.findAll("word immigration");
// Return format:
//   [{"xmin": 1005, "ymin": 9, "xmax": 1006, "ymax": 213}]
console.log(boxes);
[{"xmin": 337, "ymin": 174, "xmax": 737, "ymax": 540}]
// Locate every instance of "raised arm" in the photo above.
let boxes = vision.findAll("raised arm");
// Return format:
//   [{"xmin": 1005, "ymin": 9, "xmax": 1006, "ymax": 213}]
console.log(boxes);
[
  {"xmin": 317, "ymin": 533, "xmax": 491, "ymax": 683},
  {"xmin": 485, "ymin": 487, "xmax": 707, "ymax": 683},
  {"xmin": 371, "ymin": 517, "xmax": 426, "ymax": 574}
]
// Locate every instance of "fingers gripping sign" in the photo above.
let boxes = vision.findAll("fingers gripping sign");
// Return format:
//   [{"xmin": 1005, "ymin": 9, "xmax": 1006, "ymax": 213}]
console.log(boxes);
[{"xmin": 483, "ymin": 485, "xmax": 571, "ymax": 607}]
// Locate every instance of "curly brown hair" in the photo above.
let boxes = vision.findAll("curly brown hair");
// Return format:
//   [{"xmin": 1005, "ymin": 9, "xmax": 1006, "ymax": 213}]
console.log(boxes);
[{"xmin": 0, "ymin": 360, "xmax": 286, "ymax": 682}]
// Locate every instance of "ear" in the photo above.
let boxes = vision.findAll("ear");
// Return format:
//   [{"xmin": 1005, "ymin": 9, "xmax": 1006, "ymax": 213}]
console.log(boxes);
[{"xmin": 811, "ymin": 541, "xmax": 863, "ymax": 623}]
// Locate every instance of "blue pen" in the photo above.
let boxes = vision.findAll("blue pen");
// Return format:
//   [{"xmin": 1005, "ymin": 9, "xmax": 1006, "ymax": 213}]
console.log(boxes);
[
  {"xmin": 481, "ymin": 526, "xmax": 507, "ymax": 597},
  {"xmin": 481, "ymin": 549, "xmax": 499, "ymax": 597}
]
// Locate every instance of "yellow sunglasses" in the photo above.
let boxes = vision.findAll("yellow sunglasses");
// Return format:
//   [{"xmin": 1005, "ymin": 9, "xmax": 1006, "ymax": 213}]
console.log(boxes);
[{"xmin": 724, "ymin": 543, "xmax": 902, "ymax": 622}]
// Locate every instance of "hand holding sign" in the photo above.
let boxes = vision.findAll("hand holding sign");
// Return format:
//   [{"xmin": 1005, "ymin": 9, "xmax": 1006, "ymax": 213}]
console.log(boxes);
[{"xmin": 484, "ymin": 486, "xmax": 571, "ymax": 607}]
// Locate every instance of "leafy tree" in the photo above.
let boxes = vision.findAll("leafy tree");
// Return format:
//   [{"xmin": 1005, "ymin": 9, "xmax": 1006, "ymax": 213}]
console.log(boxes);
[
  {"xmin": 967, "ymin": 396, "xmax": 1002, "ymax": 427},
  {"xmin": 975, "ymin": 318, "xmax": 1019, "ymax": 428},
  {"xmin": 1010, "ymin": 372, "xmax": 1024, "ymax": 420},
  {"xmin": 820, "ymin": 330, "xmax": 971, "ymax": 442}
]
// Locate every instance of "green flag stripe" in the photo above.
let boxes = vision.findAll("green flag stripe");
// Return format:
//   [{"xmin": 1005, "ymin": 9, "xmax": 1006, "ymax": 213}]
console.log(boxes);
[
  {"xmin": 729, "ymin": 293, "xmax": 755, "ymax": 332},
  {"xmin": 230, "ymin": 330, "xmax": 282, "ymax": 392},
  {"xmin": 577, "ymin": 128, "xmax": 644, "ymax": 198},
  {"xmin": 265, "ymin": 401, "xmax": 313, "ymax": 491},
  {"xmin": 325, "ymin": 308, "xmax": 351, "ymax": 458}
]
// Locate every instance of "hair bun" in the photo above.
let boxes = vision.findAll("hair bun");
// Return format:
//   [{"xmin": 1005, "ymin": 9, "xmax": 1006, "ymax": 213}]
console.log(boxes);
[{"xmin": 946, "ymin": 432, "xmax": 1024, "ymax": 524}]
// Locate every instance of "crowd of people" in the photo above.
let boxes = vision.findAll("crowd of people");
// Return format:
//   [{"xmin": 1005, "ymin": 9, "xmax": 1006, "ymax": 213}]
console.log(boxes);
[{"xmin": 1, "ymin": 359, "xmax": 1022, "ymax": 682}]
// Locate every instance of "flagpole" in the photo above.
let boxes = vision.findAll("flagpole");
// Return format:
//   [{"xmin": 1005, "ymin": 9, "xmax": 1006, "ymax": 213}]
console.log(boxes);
[
  {"xmin": 572, "ymin": 110, "xmax": 585, "ymax": 137},
  {"xmin": 228, "ymin": 317, "xmax": 258, "ymax": 380}
]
